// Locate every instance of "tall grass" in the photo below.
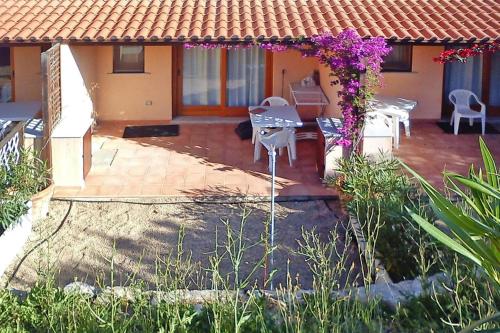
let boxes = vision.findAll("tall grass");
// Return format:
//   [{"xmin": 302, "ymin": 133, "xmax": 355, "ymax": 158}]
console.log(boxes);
[{"xmin": 0, "ymin": 199, "xmax": 498, "ymax": 331}]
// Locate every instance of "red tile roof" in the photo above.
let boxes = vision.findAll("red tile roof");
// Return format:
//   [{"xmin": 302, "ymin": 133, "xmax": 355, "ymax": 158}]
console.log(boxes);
[{"xmin": 0, "ymin": 0, "xmax": 498, "ymax": 43}]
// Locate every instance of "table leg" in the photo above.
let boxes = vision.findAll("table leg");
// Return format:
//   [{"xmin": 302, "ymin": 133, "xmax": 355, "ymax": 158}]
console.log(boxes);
[{"xmin": 393, "ymin": 116, "xmax": 400, "ymax": 149}]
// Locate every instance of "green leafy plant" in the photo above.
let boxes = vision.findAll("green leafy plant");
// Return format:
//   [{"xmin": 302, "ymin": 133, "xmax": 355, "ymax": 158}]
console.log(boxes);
[
  {"xmin": 0, "ymin": 149, "xmax": 50, "ymax": 231},
  {"xmin": 327, "ymin": 154, "xmax": 441, "ymax": 282},
  {"xmin": 6, "ymin": 149, "xmax": 50, "ymax": 197},
  {"xmin": 403, "ymin": 137, "xmax": 499, "ymax": 287}
]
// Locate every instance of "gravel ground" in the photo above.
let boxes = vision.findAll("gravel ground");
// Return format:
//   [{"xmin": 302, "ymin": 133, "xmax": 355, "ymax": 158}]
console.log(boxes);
[{"xmin": 2, "ymin": 199, "xmax": 358, "ymax": 290}]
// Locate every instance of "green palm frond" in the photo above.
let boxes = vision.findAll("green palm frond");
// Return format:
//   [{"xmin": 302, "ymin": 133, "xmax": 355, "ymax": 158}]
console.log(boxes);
[{"xmin": 401, "ymin": 137, "xmax": 500, "ymax": 287}]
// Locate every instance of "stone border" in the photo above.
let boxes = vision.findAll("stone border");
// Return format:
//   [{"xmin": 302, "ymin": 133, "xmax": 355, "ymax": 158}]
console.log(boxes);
[
  {"xmin": 348, "ymin": 213, "xmax": 392, "ymax": 284},
  {"xmin": 51, "ymin": 194, "xmax": 339, "ymax": 204},
  {"xmin": 7, "ymin": 272, "xmax": 448, "ymax": 312},
  {"xmin": 0, "ymin": 201, "xmax": 32, "ymax": 278}
]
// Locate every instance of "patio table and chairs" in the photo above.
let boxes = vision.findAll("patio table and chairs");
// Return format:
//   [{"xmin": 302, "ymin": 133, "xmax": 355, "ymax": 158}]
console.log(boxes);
[
  {"xmin": 249, "ymin": 103, "xmax": 303, "ymax": 166},
  {"xmin": 250, "ymin": 96, "xmax": 290, "ymax": 144},
  {"xmin": 367, "ymin": 95, "xmax": 417, "ymax": 149}
]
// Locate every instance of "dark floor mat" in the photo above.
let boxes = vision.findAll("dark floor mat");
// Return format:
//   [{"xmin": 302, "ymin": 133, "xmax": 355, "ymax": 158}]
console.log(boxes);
[
  {"xmin": 436, "ymin": 121, "xmax": 499, "ymax": 135},
  {"xmin": 123, "ymin": 125, "xmax": 180, "ymax": 138}
]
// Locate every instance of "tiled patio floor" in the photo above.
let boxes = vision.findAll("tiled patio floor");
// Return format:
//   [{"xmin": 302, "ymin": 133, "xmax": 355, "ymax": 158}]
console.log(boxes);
[
  {"xmin": 54, "ymin": 121, "xmax": 333, "ymax": 198},
  {"xmin": 395, "ymin": 120, "xmax": 500, "ymax": 188},
  {"xmin": 53, "ymin": 120, "xmax": 500, "ymax": 198}
]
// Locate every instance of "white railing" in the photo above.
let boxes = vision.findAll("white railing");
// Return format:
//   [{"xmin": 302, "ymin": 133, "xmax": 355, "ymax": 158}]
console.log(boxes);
[{"xmin": 0, "ymin": 121, "xmax": 24, "ymax": 168}]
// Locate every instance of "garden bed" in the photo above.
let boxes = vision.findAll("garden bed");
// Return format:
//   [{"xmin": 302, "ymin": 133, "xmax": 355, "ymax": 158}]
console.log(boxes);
[
  {"xmin": 329, "ymin": 154, "xmax": 448, "ymax": 283},
  {"xmin": 2, "ymin": 198, "xmax": 357, "ymax": 290}
]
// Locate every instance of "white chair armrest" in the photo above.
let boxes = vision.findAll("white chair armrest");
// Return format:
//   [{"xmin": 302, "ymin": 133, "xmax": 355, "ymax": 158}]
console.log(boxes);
[
  {"xmin": 478, "ymin": 101, "xmax": 486, "ymax": 114},
  {"xmin": 470, "ymin": 93, "xmax": 486, "ymax": 114}
]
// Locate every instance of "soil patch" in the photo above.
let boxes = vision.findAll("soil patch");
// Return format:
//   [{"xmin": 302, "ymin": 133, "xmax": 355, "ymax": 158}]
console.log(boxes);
[{"xmin": 3, "ymin": 199, "xmax": 358, "ymax": 290}]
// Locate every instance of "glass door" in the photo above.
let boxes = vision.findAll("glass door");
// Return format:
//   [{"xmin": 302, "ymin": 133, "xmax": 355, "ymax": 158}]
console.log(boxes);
[
  {"xmin": 488, "ymin": 51, "xmax": 500, "ymax": 115},
  {"xmin": 176, "ymin": 46, "xmax": 271, "ymax": 116},
  {"xmin": 0, "ymin": 47, "xmax": 12, "ymax": 102},
  {"xmin": 182, "ymin": 48, "xmax": 221, "ymax": 106},
  {"xmin": 226, "ymin": 48, "xmax": 265, "ymax": 107}
]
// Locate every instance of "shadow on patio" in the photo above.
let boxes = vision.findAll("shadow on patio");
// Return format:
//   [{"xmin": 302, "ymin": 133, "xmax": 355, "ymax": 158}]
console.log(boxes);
[
  {"xmin": 54, "ymin": 121, "xmax": 333, "ymax": 198},
  {"xmin": 53, "ymin": 119, "xmax": 500, "ymax": 198},
  {"xmin": 395, "ymin": 120, "xmax": 500, "ymax": 187}
]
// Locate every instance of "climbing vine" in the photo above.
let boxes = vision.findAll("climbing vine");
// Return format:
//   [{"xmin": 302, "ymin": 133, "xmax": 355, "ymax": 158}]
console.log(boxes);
[{"xmin": 185, "ymin": 29, "xmax": 391, "ymax": 148}]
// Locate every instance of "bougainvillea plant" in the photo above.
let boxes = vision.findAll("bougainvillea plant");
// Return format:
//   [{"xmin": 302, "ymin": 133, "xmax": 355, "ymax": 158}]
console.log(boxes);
[
  {"xmin": 185, "ymin": 29, "xmax": 391, "ymax": 149},
  {"xmin": 433, "ymin": 42, "xmax": 499, "ymax": 64}
]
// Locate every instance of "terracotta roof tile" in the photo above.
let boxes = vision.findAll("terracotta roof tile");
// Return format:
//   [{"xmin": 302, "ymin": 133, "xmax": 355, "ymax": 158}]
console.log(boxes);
[{"xmin": 0, "ymin": 0, "xmax": 497, "ymax": 43}]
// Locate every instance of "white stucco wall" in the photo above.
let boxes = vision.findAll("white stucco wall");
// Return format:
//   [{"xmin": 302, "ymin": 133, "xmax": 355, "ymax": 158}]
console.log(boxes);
[{"xmin": 59, "ymin": 44, "xmax": 94, "ymax": 122}]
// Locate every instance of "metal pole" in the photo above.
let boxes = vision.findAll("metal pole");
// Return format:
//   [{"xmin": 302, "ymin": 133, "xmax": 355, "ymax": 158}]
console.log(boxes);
[{"xmin": 269, "ymin": 146, "xmax": 276, "ymax": 290}]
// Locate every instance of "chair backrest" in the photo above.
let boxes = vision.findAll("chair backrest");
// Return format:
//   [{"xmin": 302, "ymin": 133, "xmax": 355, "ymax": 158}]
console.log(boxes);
[
  {"xmin": 260, "ymin": 96, "xmax": 289, "ymax": 106},
  {"xmin": 259, "ymin": 129, "xmax": 290, "ymax": 150},
  {"xmin": 448, "ymin": 89, "xmax": 477, "ymax": 108}
]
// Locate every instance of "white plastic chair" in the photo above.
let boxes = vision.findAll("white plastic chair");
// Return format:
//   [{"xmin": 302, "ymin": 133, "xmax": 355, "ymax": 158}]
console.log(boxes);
[
  {"xmin": 254, "ymin": 128, "xmax": 293, "ymax": 171},
  {"xmin": 250, "ymin": 97, "xmax": 289, "ymax": 144},
  {"xmin": 449, "ymin": 89, "xmax": 486, "ymax": 135}
]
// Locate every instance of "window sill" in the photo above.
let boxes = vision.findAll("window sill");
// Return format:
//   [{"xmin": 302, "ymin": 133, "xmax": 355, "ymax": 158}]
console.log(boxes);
[
  {"xmin": 108, "ymin": 72, "xmax": 151, "ymax": 75},
  {"xmin": 382, "ymin": 71, "xmax": 418, "ymax": 74}
]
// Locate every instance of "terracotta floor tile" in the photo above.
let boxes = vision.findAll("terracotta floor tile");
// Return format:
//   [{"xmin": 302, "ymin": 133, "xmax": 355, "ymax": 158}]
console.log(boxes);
[
  {"xmin": 141, "ymin": 184, "xmax": 164, "ymax": 196},
  {"xmin": 56, "ymin": 120, "xmax": 500, "ymax": 198},
  {"xmin": 184, "ymin": 173, "xmax": 206, "ymax": 187}
]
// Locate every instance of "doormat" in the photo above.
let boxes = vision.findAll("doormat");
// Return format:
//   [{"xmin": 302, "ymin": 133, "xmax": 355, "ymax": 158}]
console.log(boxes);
[
  {"xmin": 436, "ymin": 121, "xmax": 499, "ymax": 135},
  {"xmin": 123, "ymin": 125, "xmax": 180, "ymax": 138}
]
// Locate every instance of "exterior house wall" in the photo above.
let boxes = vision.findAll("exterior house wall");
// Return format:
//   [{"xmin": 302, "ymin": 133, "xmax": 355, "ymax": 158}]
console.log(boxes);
[
  {"xmin": 320, "ymin": 45, "xmax": 445, "ymax": 120},
  {"xmin": 272, "ymin": 50, "xmax": 322, "ymax": 119},
  {"xmin": 51, "ymin": 45, "xmax": 94, "ymax": 188},
  {"xmin": 319, "ymin": 64, "xmax": 341, "ymax": 117},
  {"xmin": 48, "ymin": 44, "xmax": 443, "ymax": 122},
  {"xmin": 272, "ymin": 50, "xmax": 318, "ymax": 101},
  {"xmin": 377, "ymin": 45, "xmax": 445, "ymax": 119},
  {"xmin": 61, "ymin": 45, "xmax": 95, "ymax": 122},
  {"xmin": 12, "ymin": 46, "xmax": 42, "ymax": 102},
  {"xmin": 95, "ymin": 45, "xmax": 173, "ymax": 121}
]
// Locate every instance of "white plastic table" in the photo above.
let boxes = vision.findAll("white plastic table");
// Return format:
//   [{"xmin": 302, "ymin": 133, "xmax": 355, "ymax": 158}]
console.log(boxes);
[
  {"xmin": 0, "ymin": 101, "xmax": 42, "ymax": 121},
  {"xmin": 249, "ymin": 105, "xmax": 303, "ymax": 129},
  {"xmin": 289, "ymin": 82, "xmax": 329, "ymax": 116},
  {"xmin": 249, "ymin": 105, "xmax": 303, "ymax": 161},
  {"xmin": 0, "ymin": 102, "xmax": 42, "ymax": 140},
  {"xmin": 367, "ymin": 95, "xmax": 417, "ymax": 149}
]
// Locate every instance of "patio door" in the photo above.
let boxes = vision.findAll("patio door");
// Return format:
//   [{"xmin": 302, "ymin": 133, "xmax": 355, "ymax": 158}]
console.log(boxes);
[
  {"xmin": 442, "ymin": 46, "xmax": 500, "ymax": 118},
  {"xmin": 174, "ymin": 46, "xmax": 272, "ymax": 116},
  {"xmin": 0, "ymin": 47, "xmax": 13, "ymax": 102}
]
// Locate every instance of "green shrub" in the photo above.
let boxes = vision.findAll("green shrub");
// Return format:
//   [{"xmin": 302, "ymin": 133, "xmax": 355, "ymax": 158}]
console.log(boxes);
[
  {"xmin": 0, "ymin": 149, "xmax": 50, "ymax": 231},
  {"xmin": 327, "ymin": 154, "xmax": 444, "ymax": 282}
]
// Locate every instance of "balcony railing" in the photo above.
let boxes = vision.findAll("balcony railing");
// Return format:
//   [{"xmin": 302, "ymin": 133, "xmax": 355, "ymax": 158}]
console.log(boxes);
[{"xmin": 0, "ymin": 121, "xmax": 24, "ymax": 168}]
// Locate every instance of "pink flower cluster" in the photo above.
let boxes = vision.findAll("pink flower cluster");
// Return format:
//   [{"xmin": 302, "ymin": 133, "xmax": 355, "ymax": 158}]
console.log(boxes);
[
  {"xmin": 184, "ymin": 42, "xmax": 254, "ymax": 49},
  {"xmin": 183, "ymin": 29, "xmax": 391, "ymax": 148},
  {"xmin": 305, "ymin": 29, "xmax": 391, "ymax": 147}
]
